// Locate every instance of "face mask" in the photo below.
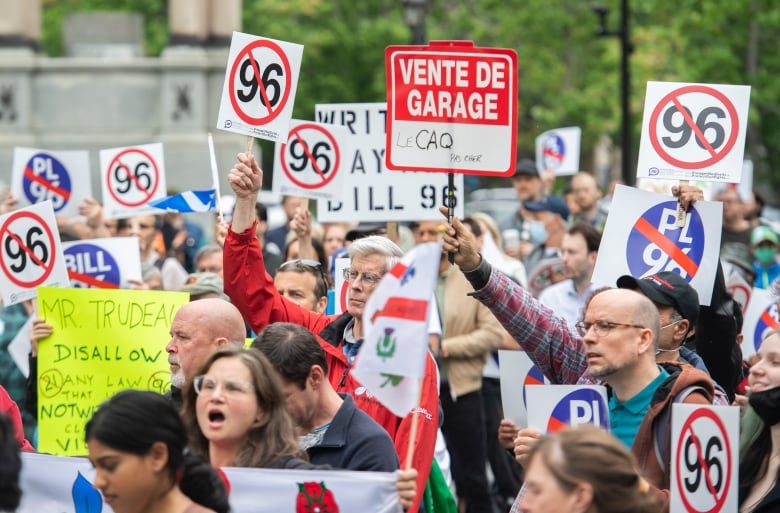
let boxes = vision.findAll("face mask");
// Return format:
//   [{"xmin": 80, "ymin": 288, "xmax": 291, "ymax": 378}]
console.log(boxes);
[
  {"xmin": 527, "ymin": 220, "xmax": 548, "ymax": 245},
  {"xmin": 755, "ymin": 246, "xmax": 778, "ymax": 266},
  {"xmin": 749, "ymin": 386, "xmax": 780, "ymax": 426}
]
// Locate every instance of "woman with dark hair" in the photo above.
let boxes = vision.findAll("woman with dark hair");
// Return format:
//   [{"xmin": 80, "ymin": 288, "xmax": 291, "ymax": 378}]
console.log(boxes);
[
  {"xmin": 85, "ymin": 390, "xmax": 229, "ymax": 513},
  {"xmin": 519, "ymin": 425, "xmax": 661, "ymax": 513},
  {"xmin": 739, "ymin": 330, "xmax": 780, "ymax": 513},
  {"xmin": 181, "ymin": 347, "xmax": 418, "ymax": 509}
]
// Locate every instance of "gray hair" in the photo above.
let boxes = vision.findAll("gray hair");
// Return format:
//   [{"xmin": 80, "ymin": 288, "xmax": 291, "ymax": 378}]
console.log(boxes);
[
  {"xmin": 195, "ymin": 243, "xmax": 223, "ymax": 265},
  {"xmin": 347, "ymin": 235, "xmax": 403, "ymax": 270}
]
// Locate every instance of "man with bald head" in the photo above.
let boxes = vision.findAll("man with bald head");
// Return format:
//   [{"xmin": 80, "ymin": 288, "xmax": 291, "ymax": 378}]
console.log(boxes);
[
  {"xmin": 165, "ymin": 297, "xmax": 247, "ymax": 407},
  {"xmin": 437, "ymin": 206, "xmax": 714, "ymax": 509}
]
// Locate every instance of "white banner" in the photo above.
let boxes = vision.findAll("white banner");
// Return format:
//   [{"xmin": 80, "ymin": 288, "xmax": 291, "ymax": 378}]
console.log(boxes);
[{"xmin": 19, "ymin": 452, "xmax": 402, "ymax": 513}]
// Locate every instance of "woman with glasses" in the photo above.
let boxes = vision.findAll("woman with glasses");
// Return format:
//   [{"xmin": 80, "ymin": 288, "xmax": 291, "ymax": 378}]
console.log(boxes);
[
  {"xmin": 181, "ymin": 347, "xmax": 418, "ymax": 509},
  {"xmin": 85, "ymin": 389, "xmax": 229, "ymax": 513}
]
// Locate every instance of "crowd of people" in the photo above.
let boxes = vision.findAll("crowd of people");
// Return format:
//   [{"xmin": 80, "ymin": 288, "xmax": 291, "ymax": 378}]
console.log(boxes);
[{"xmin": 1, "ymin": 152, "xmax": 780, "ymax": 513}]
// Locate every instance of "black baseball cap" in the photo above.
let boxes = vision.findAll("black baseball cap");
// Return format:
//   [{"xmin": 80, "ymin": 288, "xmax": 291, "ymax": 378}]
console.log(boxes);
[
  {"xmin": 513, "ymin": 158, "xmax": 540, "ymax": 178},
  {"xmin": 616, "ymin": 271, "xmax": 699, "ymax": 325}
]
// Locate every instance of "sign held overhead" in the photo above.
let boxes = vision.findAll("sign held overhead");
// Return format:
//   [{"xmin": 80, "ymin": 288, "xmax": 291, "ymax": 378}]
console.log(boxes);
[{"xmin": 385, "ymin": 41, "xmax": 517, "ymax": 176}]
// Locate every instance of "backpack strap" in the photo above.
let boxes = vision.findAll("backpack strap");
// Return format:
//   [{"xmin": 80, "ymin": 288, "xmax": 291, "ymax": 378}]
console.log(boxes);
[{"xmin": 653, "ymin": 385, "xmax": 710, "ymax": 473}]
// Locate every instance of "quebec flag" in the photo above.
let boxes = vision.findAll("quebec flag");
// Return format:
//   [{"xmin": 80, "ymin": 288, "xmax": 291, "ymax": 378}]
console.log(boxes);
[
  {"xmin": 148, "ymin": 189, "xmax": 216, "ymax": 213},
  {"xmin": 352, "ymin": 241, "xmax": 441, "ymax": 416}
]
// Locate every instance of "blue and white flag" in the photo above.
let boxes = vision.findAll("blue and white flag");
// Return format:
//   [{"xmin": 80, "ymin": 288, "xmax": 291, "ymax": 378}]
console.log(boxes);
[
  {"xmin": 148, "ymin": 188, "xmax": 216, "ymax": 213},
  {"xmin": 352, "ymin": 241, "xmax": 441, "ymax": 416}
]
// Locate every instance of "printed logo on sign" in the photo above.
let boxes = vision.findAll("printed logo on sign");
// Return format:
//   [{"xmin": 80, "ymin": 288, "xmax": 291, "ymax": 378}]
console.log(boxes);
[
  {"xmin": 64, "ymin": 243, "xmax": 121, "ymax": 289},
  {"xmin": 753, "ymin": 303, "xmax": 779, "ymax": 354},
  {"xmin": 541, "ymin": 133, "xmax": 565, "ymax": 171},
  {"xmin": 675, "ymin": 409, "xmax": 732, "ymax": 513},
  {"xmin": 22, "ymin": 153, "xmax": 72, "ymax": 212},
  {"xmin": 229, "ymin": 39, "xmax": 292, "ymax": 125},
  {"xmin": 627, "ymin": 201, "xmax": 704, "ymax": 280},
  {"xmin": 106, "ymin": 148, "xmax": 160, "ymax": 207},
  {"xmin": 522, "ymin": 365, "xmax": 546, "ymax": 407},
  {"xmin": 547, "ymin": 388, "xmax": 608, "ymax": 432}
]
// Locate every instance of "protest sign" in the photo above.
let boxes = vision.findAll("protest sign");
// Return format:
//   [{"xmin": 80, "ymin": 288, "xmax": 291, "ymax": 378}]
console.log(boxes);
[
  {"xmin": 11, "ymin": 147, "xmax": 91, "ymax": 217},
  {"xmin": 315, "ymin": 102, "xmax": 464, "ymax": 222},
  {"xmin": 36, "ymin": 287, "xmax": 188, "ymax": 455},
  {"xmin": 19, "ymin": 452, "xmax": 402, "ymax": 513}
]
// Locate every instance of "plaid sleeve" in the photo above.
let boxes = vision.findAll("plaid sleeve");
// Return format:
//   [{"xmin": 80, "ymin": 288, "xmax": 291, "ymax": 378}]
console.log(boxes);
[{"xmin": 469, "ymin": 265, "xmax": 587, "ymax": 384}]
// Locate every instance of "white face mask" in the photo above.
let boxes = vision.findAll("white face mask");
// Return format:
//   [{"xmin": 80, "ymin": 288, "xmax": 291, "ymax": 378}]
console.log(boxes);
[{"xmin": 526, "ymin": 220, "xmax": 548, "ymax": 245}]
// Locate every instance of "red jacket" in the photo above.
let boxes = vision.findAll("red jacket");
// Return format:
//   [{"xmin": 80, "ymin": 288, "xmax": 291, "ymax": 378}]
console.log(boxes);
[
  {"xmin": 225, "ymin": 223, "xmax": 439, "ymax": 512},
  {"xmin": 0, "ymin": 385, "xmax": 34, "ymax": 451}
]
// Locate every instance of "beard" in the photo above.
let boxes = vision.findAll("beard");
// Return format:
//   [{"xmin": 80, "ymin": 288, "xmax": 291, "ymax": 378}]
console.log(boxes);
[{"xmin": 170, "ymin": 369, "xmax": 186, "ymax": 389}]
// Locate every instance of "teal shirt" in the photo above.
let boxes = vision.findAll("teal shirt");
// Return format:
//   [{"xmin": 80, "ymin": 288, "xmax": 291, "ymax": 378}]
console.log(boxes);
[{"xmin": 609, "ymin": 366, "xmax": 670, "ymax": 449}]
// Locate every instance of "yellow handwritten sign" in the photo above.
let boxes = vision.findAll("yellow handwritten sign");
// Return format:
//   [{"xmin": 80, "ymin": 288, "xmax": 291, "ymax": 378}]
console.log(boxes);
[{"xmin": 36, "ymin": 287, "xmax": 188, "ymax": 456}]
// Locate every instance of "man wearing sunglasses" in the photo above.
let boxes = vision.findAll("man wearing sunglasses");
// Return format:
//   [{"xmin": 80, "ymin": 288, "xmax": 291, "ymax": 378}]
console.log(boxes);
[
  {"xmin": 274, "ymin": 258, "xmax": 329, "ymax": 313},
  {"xmin": 224, "ymin": 153, "xmax": 440, "ymax": 513}
]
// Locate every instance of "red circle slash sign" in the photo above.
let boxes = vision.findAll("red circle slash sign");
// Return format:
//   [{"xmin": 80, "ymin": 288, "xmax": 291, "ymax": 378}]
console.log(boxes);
[
  {"xmin": 229, "ymin": 39, "xmax": 292, "ymax": 126},
  {"xmin": 106, "ymin": 148, "xmax": 160, "ymax": 207},
  {"xmin": 648, "ymin": 85, "xmax": 739, "ymax": 170},
  {"xmin": 281, "ymin": 123, "xmax": 341, "ymax": 190},
  {"xmin": 0, "ymin": 210, "xmax": 57, "ymax": 287},
  {"xmin": 675, "ymin": 408, "xmax": 731, "ymax": 513}
]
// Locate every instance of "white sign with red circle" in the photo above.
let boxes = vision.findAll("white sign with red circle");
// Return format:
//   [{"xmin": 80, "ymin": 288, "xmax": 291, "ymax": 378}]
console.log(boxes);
[
  {"xmin": 272, "ymin": 120, "xmax": 350, "ymax": 200},
  {"xmin": 497, "ymin": 350, "xmax": 550, "ymax": 428},
  {"xmin": 216, "ymin": 31, "xmax": 303, "ymax": 143},
  {"xmin": 10, "ymin": 147, "xmax": 92, "ymax": 217},
  {"xmin": 0, "ymin": 201, "xmax": 69, "ymax": 305},
  {"xmin": 385, "ymin": 42, "xmax": 518, "ymax": 176},
  {"xmin": 333, "ymin": 257, "xmax": 350, "ymax": 316},
  {"xmin": 99, "ymin": 143, "xmax": 167, "ymax": 219},
  {"xmin": 671, "ymin": 404, "xmax": 738, "ymax": 513},
  {"xmin": 637, "ymin": 81, "xmax": 750, "ymax": 183}
]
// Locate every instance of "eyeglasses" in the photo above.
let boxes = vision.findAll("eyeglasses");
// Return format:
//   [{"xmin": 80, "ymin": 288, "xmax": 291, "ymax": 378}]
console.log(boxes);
[
  {"xmin": 279, "ymin": 259, "xmax": 330, "ymax": 290},
  {"xmin": 193, "ymin": 375, "xmax": 253, "ymax": 397},
  {"xmin": 574, "ymin": 320, "xmax": 646, "ymax": 337},
  {"xmin": 342, "ymin": 268, "xmax": 386, "ymax": 286}
]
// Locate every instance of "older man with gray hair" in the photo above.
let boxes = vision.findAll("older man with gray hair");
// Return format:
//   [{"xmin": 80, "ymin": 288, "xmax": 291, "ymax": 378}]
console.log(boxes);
[{"xmin": 223, "ymin": 152, "xmax": 439, "ymax": 513}]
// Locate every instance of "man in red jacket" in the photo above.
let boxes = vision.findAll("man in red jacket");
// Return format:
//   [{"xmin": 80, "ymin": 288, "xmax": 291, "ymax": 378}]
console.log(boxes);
[{"xmin": 223, "ymin": 152, "xmax": 439, "ymax": 512}]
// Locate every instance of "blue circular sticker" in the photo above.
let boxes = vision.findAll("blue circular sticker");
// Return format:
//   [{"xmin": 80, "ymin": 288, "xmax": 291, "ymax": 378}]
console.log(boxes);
[
  {"xmin": 64, "ymin": 243, "xmax": 121, "ymax": 288},
  {"xmin": 541, "ymin": 133, "xmax": 565, "ymax": 171},
  {"xmin": 22, "ymin": 152, "xmax": 73, "ymax": 212},
  {"xmin": 547, "ymin": 388, "xmax": 608, "ymax": 432},
  {"xmin": 627, "ymin": 201, "xmax": 704, "ymax": 281}
]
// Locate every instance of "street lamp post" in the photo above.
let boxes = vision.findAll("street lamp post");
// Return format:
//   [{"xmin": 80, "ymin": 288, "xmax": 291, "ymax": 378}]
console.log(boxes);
[
  {"xmin": 592, "ymin": 0, "xmax": 633, "ymax": 187},
  {"xmin": 401, "ymin": 0, "xmax": 429, "ymax": 45}
]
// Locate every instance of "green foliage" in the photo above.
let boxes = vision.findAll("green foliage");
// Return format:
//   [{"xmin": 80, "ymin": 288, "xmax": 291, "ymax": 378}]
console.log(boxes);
[{"xmin": 39, "ymin": 0, "xmax": 780, "ymax": 194}]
